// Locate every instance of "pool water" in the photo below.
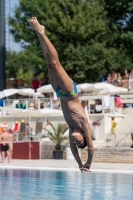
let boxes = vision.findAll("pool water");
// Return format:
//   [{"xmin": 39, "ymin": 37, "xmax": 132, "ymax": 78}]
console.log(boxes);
[{"xmin": 0, "ymin": 169, "xmax": 133, "ymax": 200}]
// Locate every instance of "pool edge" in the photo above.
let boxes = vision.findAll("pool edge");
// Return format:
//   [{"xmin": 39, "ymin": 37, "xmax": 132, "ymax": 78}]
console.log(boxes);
[{"xmin": 0, "ymin": 165, "xmax": 133, "ymax": 174}]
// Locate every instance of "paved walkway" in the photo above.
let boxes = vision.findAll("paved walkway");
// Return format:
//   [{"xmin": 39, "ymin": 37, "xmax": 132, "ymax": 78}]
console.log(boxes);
[{"xmin": 0, "ymin": 159, "xmax": 133, "ymax": 173}]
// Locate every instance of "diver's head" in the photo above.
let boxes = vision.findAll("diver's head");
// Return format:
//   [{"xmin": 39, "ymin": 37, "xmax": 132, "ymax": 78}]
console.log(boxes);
[{"xmin": 71, "ymin": 128, "xmax": 87, "ymax": 149}]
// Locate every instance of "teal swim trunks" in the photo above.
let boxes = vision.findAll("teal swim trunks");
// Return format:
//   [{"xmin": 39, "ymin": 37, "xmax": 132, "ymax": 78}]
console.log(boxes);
[{"xmin": 55, "ymin": 81, "xmax": 78, "ymax": 97}]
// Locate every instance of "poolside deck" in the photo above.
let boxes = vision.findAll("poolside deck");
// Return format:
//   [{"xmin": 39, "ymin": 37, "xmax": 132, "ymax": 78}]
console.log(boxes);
[{"xmin": 0, "ymin": 159, "xmax": 133, "ymax": 173}]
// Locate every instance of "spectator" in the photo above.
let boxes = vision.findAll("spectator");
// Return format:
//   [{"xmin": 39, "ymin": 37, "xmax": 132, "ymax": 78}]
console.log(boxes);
[
  {"xmin": 33, "ymin": 89, "xmax": 38, "ymax": 110},
  {"xmin": 110, "ymin": 117, "xmax": 117, "ymax": 139},
  {"xmin": 121, "ymin": 69, "xmax": 129, "ymax": 88},
  {"xmin": 117, "ymin": 73, "xmax": 122, "ymax": 85},
  {"xmin": 8, "ymin": 129, "xmax": 15, "ymax": 160},
  {"xmin": 129, "ymin": 69, "xmax": 133, "ymax": 90},
  {"xmin": 16, "ymin": 100, "xmax": 22, "ymax": 109},
  {"xmin": 0, "ymin": 99, "xmax": 5, "ymax": 107},
  {"xmin": 52, "ymin": 99, "xmax": 59, "ymax": 109},
  {"xmin": 81, "ymin": 100, "xmax": 86, "ymax": 109},
  {"xmin": 111, "ymin": 70, "xmax": 117, "ymax": 85},
  {"xmin": 106, "ymin": 73, "xmax": 112, "ymax": 83},
  {"xmin": 41, "ymin": 74, "xmax": 49, "ymax": 86},
  {"xmin": 31, "ymin": 75, "xmax": 40, "ymax": 89},
  {"xmin": 16, "ymin": 100, "xmax": 26, "ymax": 109},
  {"xmin": 0, "ymin": 128, "xmax": 11, "ymax": 163},
  {"xmin": 40, "ymin": 102, "xmax": 44, "ymax": 109},
  {"xmin": 100, "ymin": 75, "xmax": 106, "ymax": 82},
  {"xmin": 94, "ymin": 99, "xmax": 102, "ymax": 113},
  {"xmin": 25, "ymin": 123, "xmax": 32, "ymax": 140}
]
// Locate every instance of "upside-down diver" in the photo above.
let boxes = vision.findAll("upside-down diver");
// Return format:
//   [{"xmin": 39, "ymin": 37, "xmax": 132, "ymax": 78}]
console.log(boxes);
[{"xmin": 28, "ymin": 17, "xmax": 94, "ymax": 172}]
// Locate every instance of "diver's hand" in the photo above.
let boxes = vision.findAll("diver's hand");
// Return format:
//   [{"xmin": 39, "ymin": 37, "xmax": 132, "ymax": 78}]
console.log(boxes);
[
  {"xmin": 79, "ymin": 164, "xmax": 84, "ymax": 173},
  {"xmin": 81, "ymin": 162, "xmax": 91, "ymax": 172}
]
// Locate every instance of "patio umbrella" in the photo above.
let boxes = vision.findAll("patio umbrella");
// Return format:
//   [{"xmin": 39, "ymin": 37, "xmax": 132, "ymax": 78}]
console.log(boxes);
[
  {"xmin": 0, "ymin": 89, "xmax": 18, "ymax": 99},
  {"xmin": 76, "ymin": 83, "xmax": 94, "ymax": 92},
  {"xmin": 35, "ymin": 92, "xmax": 44, "ymax": 98},
  {"xmin": 37, "ymin": 84, "xmax": 54, "ymax": 93},
  {"xmin": 92, "ymin": 82, "xmax": 115, "ymax": 91},
  {"xmin": 41, "ymin": 108, "xmax": 63, "ymax": 115},
  {"xmin": 99, "ymin": 87, "xmax": 128, "ymax": 95},
  {"xmin": 12, "ymin": 108, "xmax": 63, "ymax": 118},
  {"xmin": 18, "ymin": 88, "xmax": 35, "ymax": 96}
]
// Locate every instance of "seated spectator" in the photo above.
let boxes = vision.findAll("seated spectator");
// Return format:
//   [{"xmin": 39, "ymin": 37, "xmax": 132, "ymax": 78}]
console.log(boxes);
[
  {"xmin": 31, "ymin": 75, "xmax": 40, "ymax": 89},
  {"xmin": 90, "ymin": 100, "xmax": 98, "ymax": 112},
  {"xmin": 81, "ymin": 100, "xmax": 86, "ymax": 109},
  {"xmin": 16, "ymin": 100, "xmax": 22, "ymax": 109},
  {"xmin": 16, "ymin": 100, "xmax": 26, "ymax": 109},
  {"xmin": 129, "ymin": 69, "xmax": 133, "ymax": 90},
  {"xmin": 40, "ymin": 102, "xmax": 44, "ymax": 109},
  {"xmin": 121, "ymin": 69, "xmax": 129, "ymax": 88},
  {"xmin": 117, "ymin": 73, "xmax": 122, "ymax": 85},
  {"xmin": 100, "ymin": 76, "xmax": 106, "ymax": 82},
  {"xmin": 111, "ymin": 70, "xmax": 118, "ymax": 85},
  {"xmin": 41, "ymin": 74, "xmax": 49, "ymax": 86},
  {"xmin": 106, "ymin": 73, "xmax": 112, "ymax": 83},
  {"xmin": 94, "ymin": 99, "xmax": 102, "ymax": 113},
  {"xmin": 90, "ymin": 99, "xmax": 102, "ymax": 113},
  {"xmin": 0, "ymin": 99, "xmax": 4, "ymax": 107},
  {"xmin": 22, "ymin": 102, "xmax": 26, "ymax": 109},
  {"xmin": 52, "ymin": 99, "xmax": 59, "ymax": 109}
]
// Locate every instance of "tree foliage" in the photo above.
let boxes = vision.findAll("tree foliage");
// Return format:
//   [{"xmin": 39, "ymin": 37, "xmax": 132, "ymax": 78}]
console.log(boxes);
[
  {"xmin": 6, "ymin": 50, "xmax": 45, "ymax": 84},
  {"xmin": 8, "ymin": 0, "xmax": 133, "ymax": 83}
]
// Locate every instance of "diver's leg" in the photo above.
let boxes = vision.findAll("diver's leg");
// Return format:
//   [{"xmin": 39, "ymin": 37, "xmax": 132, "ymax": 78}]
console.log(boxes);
[
  {"xmin": 30, "ymin": 16, "xmax": 59, "ymax": 91},
  {"xmin": 37, "ymin": 31, "xmax": 59, "ymax": 91},
  {"xmin": 28, "ymin": 17, "xmax": 73, "ymax": 92}
]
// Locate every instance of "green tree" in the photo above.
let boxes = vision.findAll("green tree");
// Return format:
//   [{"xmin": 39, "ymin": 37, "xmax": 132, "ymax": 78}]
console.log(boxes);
[
  {"xmin": 9, "ymin": 0, "xmax": 133, "ymax": 82},
  {"xmin": 100, "ymin": 0, "xmax": 133, "ymax": 70},
  {"xmin": 6, "ymin": 50, "xmax": 45, "ymax": 83}
]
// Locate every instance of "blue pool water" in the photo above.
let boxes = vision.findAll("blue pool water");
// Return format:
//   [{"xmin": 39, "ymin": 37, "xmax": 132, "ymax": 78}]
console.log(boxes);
[{"xmin": 0, "ymin": 169, "xmax": 133, "ymax": 200}]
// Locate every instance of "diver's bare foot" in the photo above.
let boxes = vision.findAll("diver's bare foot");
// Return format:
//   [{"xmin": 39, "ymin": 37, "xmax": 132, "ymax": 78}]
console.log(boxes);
[{"xmin": 28, "ymin": 16, "xmax": 45, "ymax": 35}]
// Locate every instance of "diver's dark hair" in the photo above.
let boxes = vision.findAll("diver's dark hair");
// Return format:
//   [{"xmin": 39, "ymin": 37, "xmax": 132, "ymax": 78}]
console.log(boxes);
[{"xmin": 78, "ymin": 137, "xmax": 87, "ymax": 149}]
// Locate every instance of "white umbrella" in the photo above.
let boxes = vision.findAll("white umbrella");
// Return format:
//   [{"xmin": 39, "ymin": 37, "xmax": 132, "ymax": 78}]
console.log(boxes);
[
  {"xmin": 92, "ymin": 82, "xmax": 115, "ymax": 91},
  {"xmin": 41, "ymin": 108, "xmax": 63, "ymax": 115},
  {"xmin": 99, "ymin": 87, "xmax": 128, "ymax": 95},
  {"xmin": 0, "ymin": 89, "xmax": 18, "ymax": 99},
  {"xmin": 12, "ymin": 108, "xmax": 63, "ymax": 118},
  {"xmin": 0, "ymin": 107, "xmax": 19, "ymax": 112},
  {"xmin": 9, "ymin": 109, "xmax": 29, "ymax": 118},
  {"xmin": 76, "ymin": 83, "xmax": 94, "ymax": 92},
  {"xmin": 35, "ymin": 92, "xmax": 44, "ymax": 98},
  {"xmin": 37, "ymin": 84, "xmax": 54, "ymax": 93},
  {"xmin": 18, "ymin": 88, "xmax": 34, "ymax": 96}
]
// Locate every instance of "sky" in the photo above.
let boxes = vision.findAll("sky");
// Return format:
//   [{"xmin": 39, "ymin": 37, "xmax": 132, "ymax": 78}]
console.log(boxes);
[{"xmin": 5, "ymin": 0, "xmax": 21, "ymax": 52}]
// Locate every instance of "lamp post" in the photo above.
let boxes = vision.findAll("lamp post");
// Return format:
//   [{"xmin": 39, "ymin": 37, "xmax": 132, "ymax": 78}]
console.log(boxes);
[{"xmin": 0, "ymin": 0, "xmax": 6, "ymax": 91}]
